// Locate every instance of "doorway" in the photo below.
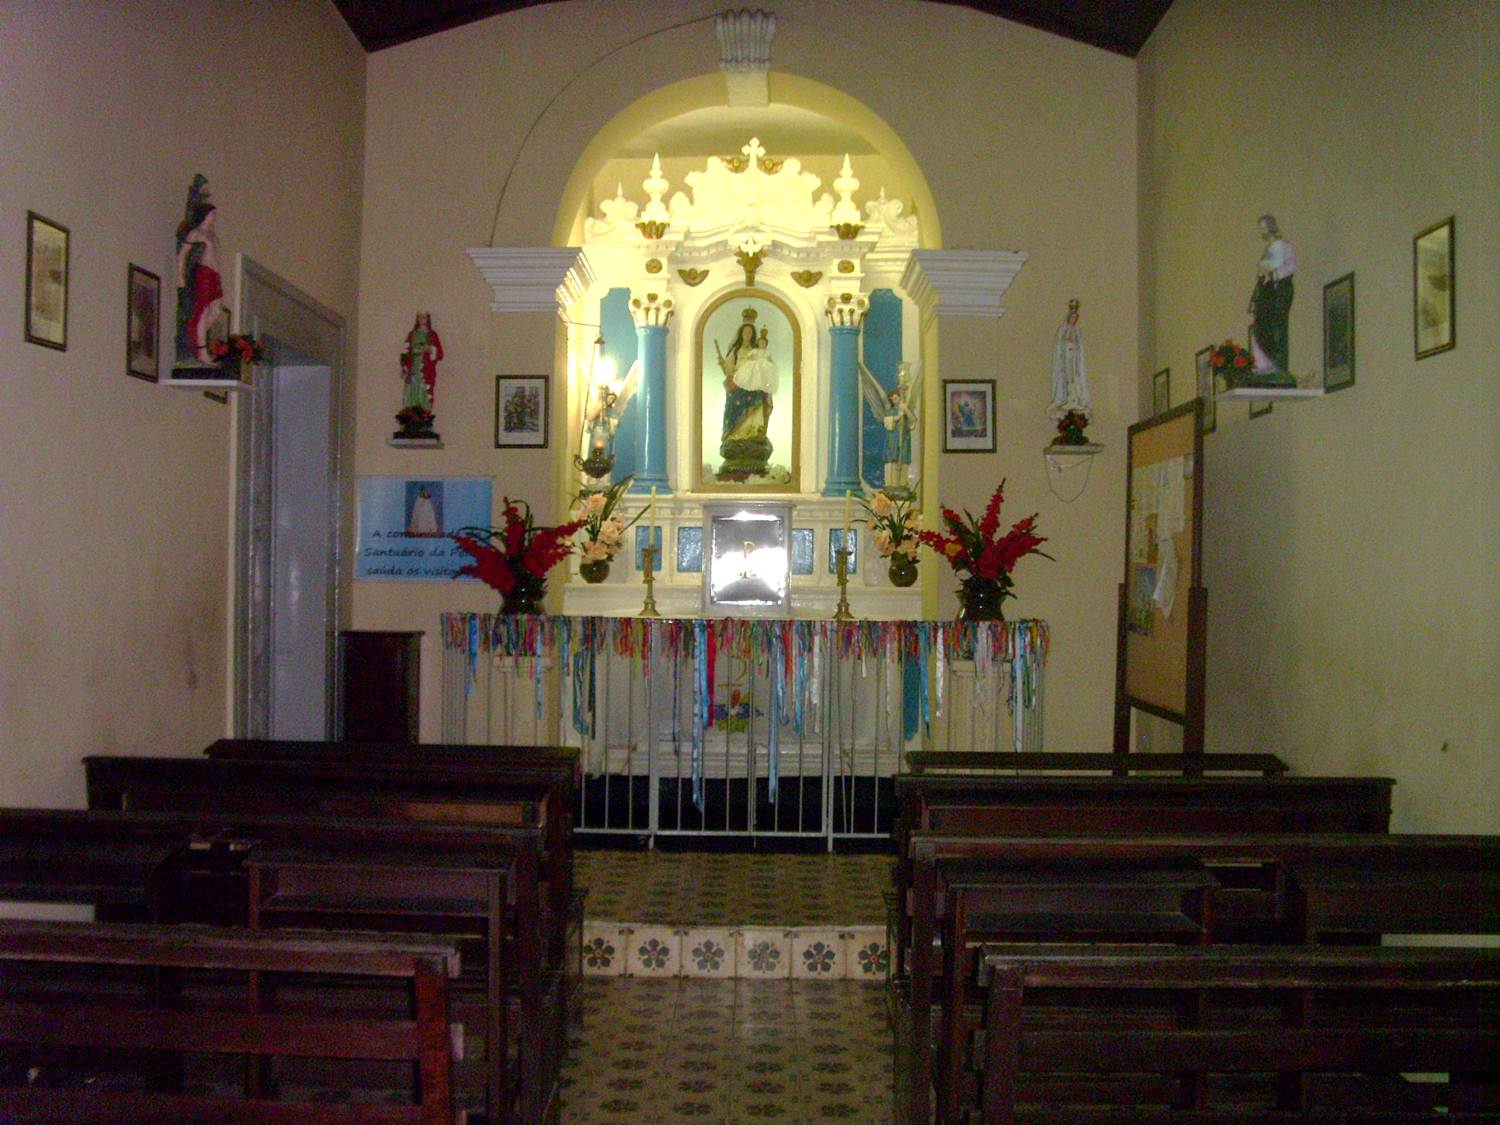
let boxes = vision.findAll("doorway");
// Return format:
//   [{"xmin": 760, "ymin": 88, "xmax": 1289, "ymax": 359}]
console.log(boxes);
[{"xmin": 233, "ymin": 257, "xmax": 347, "ymax": 740}]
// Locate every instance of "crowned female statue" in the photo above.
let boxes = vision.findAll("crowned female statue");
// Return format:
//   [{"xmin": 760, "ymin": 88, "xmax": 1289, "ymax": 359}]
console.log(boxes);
[{"xmin": 716, "ymin": 309, "xmax": 778, "ymax": 479}]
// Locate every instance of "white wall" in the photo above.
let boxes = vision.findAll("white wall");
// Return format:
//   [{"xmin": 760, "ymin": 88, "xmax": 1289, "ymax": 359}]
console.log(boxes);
[
  {"xmin": 1137, "ymin": 0, "xmax": 1499, "ymax": 831},
  {"xmin": 0, "ymin": 1, "xmax": 366, "ymax": 805},
  {"xmin": 352, "ymin": 0, "xmax": 1138, "ymax": 751}
]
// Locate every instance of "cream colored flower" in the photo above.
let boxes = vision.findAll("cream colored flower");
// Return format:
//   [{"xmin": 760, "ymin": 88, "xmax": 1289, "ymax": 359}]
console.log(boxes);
[
  {"xmin": 872, "ymin": 528, "xmax": 894, "ymax": 557},
  {"xmin": 582, "ymin": 492, "xmax": 607, "ymax": 516},
  {"xmin": 895, "ymin": 536, "xmax": 919, "ymax": 558},
  {"xmin": 870, "ymin": 492, "xmax": 894, "ymax": 517},
  {"xmin": 582, "ymin": 539, "xmax": 610, "ymax": 561},
  {"xmin": 598, "ymin": 516, "xmax": 624, "ymax": 544}
]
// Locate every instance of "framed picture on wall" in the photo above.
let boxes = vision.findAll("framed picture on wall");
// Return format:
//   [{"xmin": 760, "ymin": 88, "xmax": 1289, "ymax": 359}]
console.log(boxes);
[
  {"xmin": 1323, "ymin": 272, "xmax": 1355, "ymax": 392},
  {"xmin": 494, "ymin": 375, "xmax": 548, "ymax": 448},
  {"xmin": 1194, "ymin": 346, "xmax": 1216, "ymax": 435},
  {"xmin": 942, "ymin": 379, "xmax": 995, "ymax": 452},
  {"xmin": 24, "ymin": 211, "xmax": 69, "ymax": 351},
  {"xmin": 1413, "ymin": 216, "xmax": 1454, "ymax": 360},
  {"xmin": 1151, "ymin": 367, "xmax": 1170, "ymax": 416},
  {"xmin": 126, "ymin": 264, "xmax": 161, "ymax": 382}
]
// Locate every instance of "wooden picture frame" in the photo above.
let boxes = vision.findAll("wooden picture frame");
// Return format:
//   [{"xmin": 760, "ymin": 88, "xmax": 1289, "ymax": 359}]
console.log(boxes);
[
  {"xmin": 1413, "ymin": 216, "xmax": 1454, "ymax": 360},
  {"xmin": 1151, "ymin": 367, "xmax": 1170, "ymax": 416},
  {"xmin": 1194, "ymin": 346, "xmax": 1216, "ymax": 435},
  {"xmin": 126, "ymin": 264, "xmax": 161, "ymax": 382},
  {"xmin": 942, "ymin": 379, "xmax": 995, "ymax": 453},
  {"xmin": 25, "ymin": 211, "xmax": 69, "ymax": 351},
  {"xmin": 1322, "ymin": 272, "xmax": 1355, "ymax": 392},
  {"xmin": 494, "ymin": 375, "xmax": 548, "ymax": 448}
]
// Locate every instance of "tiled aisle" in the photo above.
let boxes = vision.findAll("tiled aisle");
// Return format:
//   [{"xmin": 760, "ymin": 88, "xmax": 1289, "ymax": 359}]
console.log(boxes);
[
  {"xmin": 577, "ymin": 850, "xmax": 896, "ymax": 980},
  {"xmin": 561, "ymin": 976, "xmax": 894, "ymax": 1125}
]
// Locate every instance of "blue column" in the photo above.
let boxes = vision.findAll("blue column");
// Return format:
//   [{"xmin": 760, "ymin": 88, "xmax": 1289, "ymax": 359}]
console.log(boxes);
[
  {"xmin": 823, "ymin": 323, "xmax": 863, "ymax": 496},
  {"xmin": 631, "ymin": 323, "xmax": 671, "ymax": 493}
]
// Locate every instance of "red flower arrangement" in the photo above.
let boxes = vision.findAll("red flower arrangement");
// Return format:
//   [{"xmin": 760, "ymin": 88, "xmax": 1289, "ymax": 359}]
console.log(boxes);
[
  {"xmin": 211, "ymin": 333, "xmax": 266, "ymax": 366},
  {"xmin": 917, "ymin": 480, "xmax": 1050, "ymax": 619},
  {"xmin": 452, "ymin": 498, "xmax": 584, "ymax": 613},
  {"xmin": 1208, "ymin": 338, "xmax": 1252, "ymax": 372}
]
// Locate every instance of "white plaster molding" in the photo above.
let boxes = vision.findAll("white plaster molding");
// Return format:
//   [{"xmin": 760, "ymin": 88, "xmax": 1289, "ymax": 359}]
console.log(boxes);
[
  {"xmin": 467, "ymin": 247, "xmax": 584, "ymax": 312},
  {"xmin": 901, "ymin": 249, "xmax": 1029, "ymax": 326},
  {"xmin": 555, "ymin": 251, "xmax": 596, "ymax": 313},
  {"xmin": 717, "ymin": 8, "xmax": 774, "ymax": 108}
]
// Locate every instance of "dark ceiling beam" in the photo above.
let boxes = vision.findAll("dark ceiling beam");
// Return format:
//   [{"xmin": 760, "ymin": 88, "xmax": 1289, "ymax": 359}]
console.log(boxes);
[{"xmin": 334, "ymin": 0, "xmax": 1171, "ymax": 58}]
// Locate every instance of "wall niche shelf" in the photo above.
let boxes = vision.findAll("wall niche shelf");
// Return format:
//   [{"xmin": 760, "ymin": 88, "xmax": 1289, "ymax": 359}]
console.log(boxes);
[{"xmin": 1221, "ymin": 386, "xmax": 1324, "ymax": 402}]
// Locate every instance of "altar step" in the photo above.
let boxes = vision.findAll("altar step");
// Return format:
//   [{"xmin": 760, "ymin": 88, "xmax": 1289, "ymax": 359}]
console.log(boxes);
[{"xmin": 578, "ymin": 850, "xmax": 893, "ymax": 982}]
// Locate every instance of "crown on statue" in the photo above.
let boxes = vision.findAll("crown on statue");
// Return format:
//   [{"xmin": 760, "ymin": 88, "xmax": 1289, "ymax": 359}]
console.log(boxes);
[{"xmin": 742, "ymin": 308, "xmax": 758, "ymax": 323}]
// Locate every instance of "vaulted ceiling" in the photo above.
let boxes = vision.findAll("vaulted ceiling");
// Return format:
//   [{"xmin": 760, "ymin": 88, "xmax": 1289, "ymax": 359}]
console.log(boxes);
[{"xmin": 334, "ymin": 0, "xmax": 1172, "ymax": 57}]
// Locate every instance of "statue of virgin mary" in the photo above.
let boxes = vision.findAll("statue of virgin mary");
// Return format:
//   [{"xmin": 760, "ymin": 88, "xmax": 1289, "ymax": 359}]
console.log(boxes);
[{"xmin": 715, "ymin": 310, "xmax": 778, "ymax": 479}]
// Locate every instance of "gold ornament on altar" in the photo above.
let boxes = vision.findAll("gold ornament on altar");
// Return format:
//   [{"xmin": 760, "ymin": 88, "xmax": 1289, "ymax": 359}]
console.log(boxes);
[
  {"xmin": 678, "ymin": 268, "xmax": 708, "ymax": 287},
  {"xmin": 791, "ymin": 270, "xmax": 823, "ymax": 288}
]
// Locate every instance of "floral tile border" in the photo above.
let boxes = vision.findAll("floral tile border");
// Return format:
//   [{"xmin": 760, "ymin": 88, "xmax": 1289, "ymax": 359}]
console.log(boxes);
[{"xmin": 583, "ymin": 921, "xmax": 886, "ymax": 981}]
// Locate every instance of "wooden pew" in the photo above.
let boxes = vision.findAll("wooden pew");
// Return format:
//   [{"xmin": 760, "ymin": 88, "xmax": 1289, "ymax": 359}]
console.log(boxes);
[
  {"xmin": 890, "ymin": 772, "xmax": 1394, "ymax": 983},
  {"xmin": 0, "ymin": 808, "xmax": 555, "ymax": 1125},
  {"xmin": 900, "ymin": 831, "xmax": 1500, "ymax": 1125},
  {"xmin": 199, "ymin": 739, "xmax": 583, "ymax": 993},
  {"xmin": 0, "ymin": 919, "xmax": 463, "ymax": 1125},
  {"xmin": 905, "ymin": 750, "xmax": 1290, "ymax": 777},
  {"xmin": 83, "ymin": 754, "xmax": 572, "ymax": 961},
  {"xmin": 975, "ymin": 943, "xmax": 1500, "ymax": 1123}
]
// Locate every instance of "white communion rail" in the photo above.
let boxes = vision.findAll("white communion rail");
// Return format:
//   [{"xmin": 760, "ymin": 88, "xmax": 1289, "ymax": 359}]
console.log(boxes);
[{"xmin": 439, "ymin": 615, "xmax": 1046, "ymax": 847}]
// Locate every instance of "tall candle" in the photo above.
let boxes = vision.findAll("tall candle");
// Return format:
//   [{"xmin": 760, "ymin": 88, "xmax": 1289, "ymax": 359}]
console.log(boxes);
[
  {"xmin": 648, "ymin": 485, "xmax": 657, "ymax": 522},
  {"xmin": 842, "ymin": 490, "xmax": 852, "ymax": 547}
]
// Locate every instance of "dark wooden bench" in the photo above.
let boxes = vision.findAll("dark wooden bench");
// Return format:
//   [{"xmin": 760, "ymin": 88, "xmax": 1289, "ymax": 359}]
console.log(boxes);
[
  {"xmin": 974, "ymin": 943, "xmax": 1500, "ymax": 1124},
  {"xmin": 904, "ymin": 751, "xmax": 1290, "ymax": 777},
  {"xmin": 0, "ymin": 919, "xmax": 463, "ymax": 1125},
  {"xmin": 891, "ymin": 773, "xmax": 1394, "ymax": 983},
  {"xmin": 197, "ymin": 740, "xmax": 584, "ymax": 1004},
  {"xmin": 0, "ymin": 807, "xmax": 556, "ymax": 1125},
  {"xmin": 898, "ymin": 831, "xmax": 1500, "ymax": 1125}
]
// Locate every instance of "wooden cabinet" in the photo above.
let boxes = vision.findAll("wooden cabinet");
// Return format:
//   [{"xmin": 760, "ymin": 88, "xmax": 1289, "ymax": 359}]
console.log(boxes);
[{"xmin": 339, "ymin": 630, "xmax": 420, "ymax": 742}]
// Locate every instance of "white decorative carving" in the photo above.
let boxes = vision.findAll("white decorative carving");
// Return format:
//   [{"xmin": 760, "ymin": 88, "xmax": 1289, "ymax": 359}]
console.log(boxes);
[
  {"xmin": 825, "ymin": 292, "xmax": 869, "ymax": 328},
  {"xmin": 864, "ymin": 189, "xmax": 919, "ymax": 246},
  {"xmin": 639, "ymin": 154, "xmax": 671, "ymax": 231},
  {"xmin": 681, "ymin": 138, "xmax": 832, "ymax": 239},
  {"xmin": 556, "ymin": 251, "xmax": 596, "ymax": 312},
  {"xmin": 468, "ymin": 247, "xmax": 585, "ymax": 312},
  {"xmin": 901, "ymin": 249, "xmax": 1029, "ymax": 325},
  {"xmin": 716, "ymin": 9, "xmax": 775, "ymax": 72},
  {"xmin": 584, "ymin": 184, "xmax": 639, "ymax": 240},
  {"xmin": 630, "ymin": 289, "xmax": 674, "ymax": 328},
  {"xmin": 831, "ymin": 154, "xmax": 862, "ymax": 232}
]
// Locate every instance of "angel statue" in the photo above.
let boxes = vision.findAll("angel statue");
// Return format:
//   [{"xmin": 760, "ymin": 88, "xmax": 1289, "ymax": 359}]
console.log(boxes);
[
  {"xmin": 576, "ymin": 360, "xmax": 640, "ymax": 487},
  {"xmin": 859, "ymin": 359, "xmax": 922, "ymax": 500}
]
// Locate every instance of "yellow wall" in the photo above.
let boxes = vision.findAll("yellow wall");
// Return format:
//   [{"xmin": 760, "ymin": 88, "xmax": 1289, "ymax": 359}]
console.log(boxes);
[
  {"xmin": 0, "ymin": 1, "xmax": 366, "ymax": 805},
  {"xmin": 1137, "ymin": 0, "xmax": 1499, "ymax": 831},
  {"xmin": 353, "ymin": 0, "xmax": 1138, "ymax": 751}
]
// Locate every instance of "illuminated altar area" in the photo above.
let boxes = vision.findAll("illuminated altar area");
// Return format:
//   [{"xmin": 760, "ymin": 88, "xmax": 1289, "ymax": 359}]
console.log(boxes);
[{"xmin": 547, "ymin": 136, "xmax": 929, "ymax": 619}]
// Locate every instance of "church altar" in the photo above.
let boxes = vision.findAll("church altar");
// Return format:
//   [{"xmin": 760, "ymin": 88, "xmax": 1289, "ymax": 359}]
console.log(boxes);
[{"xmin": 439, "ymin": 614, "xmax": 1047, "ymax": 844}]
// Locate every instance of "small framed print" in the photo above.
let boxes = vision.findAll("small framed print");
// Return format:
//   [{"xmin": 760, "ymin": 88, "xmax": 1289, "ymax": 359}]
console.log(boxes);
[
  {"xmin": 1248, "ymin": 398, "xmax": 1273, "ymax": 419},
  {"xmin": 126, "ymin": 264, "xmax": 161, "ymax": 382},
  {"xmin": 1414, "ymin": 216, "xmax": 1454, "ymax": 360},
  {"xmin": 943, "ymin": 379, "xmax": 995, "ymax": 453},
  {"xmin": 1194, "ymin": 346, "xmax": 1216, "ymax": 435},
  {"xmin": 494, "ymin": 375, "xmax": 548, "ymax": 448},
  {"xmin": 1323, "ymin": 272, "xmax": 1355, "ymax": 392},
  {"xmin": 25, "ymin": 211, "xmax": 69, "ymax": 351},
  {"xmin": 1151, "ymin": 367, "xmax": 1171, "ymax": 416}
]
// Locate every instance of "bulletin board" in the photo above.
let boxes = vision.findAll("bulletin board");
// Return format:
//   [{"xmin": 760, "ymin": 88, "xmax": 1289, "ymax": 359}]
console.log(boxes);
[{"xmin": 1113, "ymin": 400, "xmax": 1207, "ymax": 753}]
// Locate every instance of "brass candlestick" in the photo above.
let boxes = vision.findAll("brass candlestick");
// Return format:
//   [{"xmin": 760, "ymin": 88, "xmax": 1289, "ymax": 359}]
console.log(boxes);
[
  {"xmin": 639, "ymin": 544, "xmax": 660, "ymax": 617},
  {"xmin": 833, "ymin": 548, "xmax": 854, "ymax": 621}
]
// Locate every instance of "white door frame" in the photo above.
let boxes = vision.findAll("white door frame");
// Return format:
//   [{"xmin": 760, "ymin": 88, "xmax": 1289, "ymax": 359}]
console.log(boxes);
[{"xmin": 232, "ymin": 255, "xmax": 348, "ymax": 739}]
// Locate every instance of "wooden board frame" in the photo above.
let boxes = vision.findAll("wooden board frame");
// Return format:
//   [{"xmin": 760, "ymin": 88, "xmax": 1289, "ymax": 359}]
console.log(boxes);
[{"xmin": 1113, "ymin": 399, "xmax": 1207, "ymax": 755}]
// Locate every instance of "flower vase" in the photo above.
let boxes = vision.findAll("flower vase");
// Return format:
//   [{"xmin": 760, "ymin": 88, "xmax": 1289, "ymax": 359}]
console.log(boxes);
[
  {"xmin": 500, "ymin": 575, "xmax": 546, "ymax": 615},
  {"xmin": 957, "ymin": 576, "xmax": 1008, "ymax": 622},
  {"xmin": 888, "ymin": 554, "xmax": 919, "ymax": 588},
  {"xmin": 579, "ymin": 558, "xmax": 611, "ymax": 584}
]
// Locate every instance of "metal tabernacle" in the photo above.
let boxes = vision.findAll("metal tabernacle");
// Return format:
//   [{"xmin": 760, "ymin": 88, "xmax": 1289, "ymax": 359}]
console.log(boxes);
[{"xmin": 440, "ymin": 615, "xmax": 1046, "ymax": 848}]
